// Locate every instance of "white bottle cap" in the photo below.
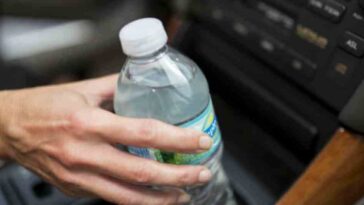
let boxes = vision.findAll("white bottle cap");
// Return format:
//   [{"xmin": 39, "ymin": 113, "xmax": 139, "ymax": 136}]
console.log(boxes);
[{"xmin": 119, "ymin": 18, "xmax": 168, "ymax": 57}]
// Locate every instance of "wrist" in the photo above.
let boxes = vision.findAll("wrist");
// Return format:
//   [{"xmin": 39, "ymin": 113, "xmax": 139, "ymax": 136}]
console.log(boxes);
[{"xmin": 0, "ymin": 91, "xmax": 12, "ymax": 159}]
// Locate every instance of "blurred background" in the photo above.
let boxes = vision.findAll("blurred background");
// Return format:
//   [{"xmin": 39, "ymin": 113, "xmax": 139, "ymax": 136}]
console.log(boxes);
[{"xmin": 0, "ymin": 0, "xmax": 174, "ymax": 86}]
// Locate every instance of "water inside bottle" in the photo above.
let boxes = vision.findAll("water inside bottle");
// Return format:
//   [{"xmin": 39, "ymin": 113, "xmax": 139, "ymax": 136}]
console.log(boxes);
[{"xmin": 114, "ymin": 46, "xmax": 235, "ymax": 205}]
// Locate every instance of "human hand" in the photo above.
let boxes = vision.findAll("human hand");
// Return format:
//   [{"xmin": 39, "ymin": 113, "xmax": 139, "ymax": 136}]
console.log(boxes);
[{"xmin": 0, "ymin": 74, "xmax": 213, "ymax": 205}]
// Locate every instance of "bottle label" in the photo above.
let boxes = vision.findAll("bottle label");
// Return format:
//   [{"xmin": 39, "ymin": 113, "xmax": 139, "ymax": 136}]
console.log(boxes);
[{"xmin": 128, "ymin": 99, "xmax": 222, "ymax": 165}]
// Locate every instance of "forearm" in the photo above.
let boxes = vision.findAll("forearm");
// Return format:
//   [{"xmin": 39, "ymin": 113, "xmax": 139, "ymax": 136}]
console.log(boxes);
[{"xmin": 0, "ymin": 91, "xmax": 12, "ymax": 159}]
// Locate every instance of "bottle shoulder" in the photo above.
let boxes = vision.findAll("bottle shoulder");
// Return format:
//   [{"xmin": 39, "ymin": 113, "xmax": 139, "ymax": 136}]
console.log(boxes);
[
  {"xmin": 115, "ymin": 47, "xmax": 211, "ymax": 124},
  {"xmin": 121, "ymin": 46, "xmax": 208, "ymax": 89}
]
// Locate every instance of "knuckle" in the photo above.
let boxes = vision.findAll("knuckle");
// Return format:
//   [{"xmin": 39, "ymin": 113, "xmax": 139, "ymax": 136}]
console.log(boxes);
[
  {"xmin": 135, "ymin": 170, "xmax": 152, "ymax": 184},
  {"xmin": 68, "ymin": 110, "xmax": 90, "ymax": 133},
  {"xmin": 176, "ymin": 170, "xmax": 192, "ymax": 186},
  {"xmin": 61, "ymin": 154, "xmax": 76, "ymax": 168},
  {"xmin": 138, "ymin": 119, "xmax": 160, "ymax": 144},
  {"xmin": 131, "ymin": 164, "xmax": 155, "ymax": 184},
  {"xmin": 66, "ymin": 155, "xmax": 88, "ymax": 167},
  {"xmin": 39, "ymin": 143, "xmax": 60, "ymax": 160},
  {"xmin": 59, "ymin": 143, "xmax": 84, "ymax": 167},
  {"xmin": 55, "ymin": 169, "xmax": 75, "ymax": 185}
]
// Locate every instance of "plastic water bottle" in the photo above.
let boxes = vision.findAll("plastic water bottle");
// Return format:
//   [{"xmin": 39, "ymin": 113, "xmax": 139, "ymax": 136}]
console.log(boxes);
[{"xmin": 114, "ymin": 18, "xmax": 235, "ymax": 205}]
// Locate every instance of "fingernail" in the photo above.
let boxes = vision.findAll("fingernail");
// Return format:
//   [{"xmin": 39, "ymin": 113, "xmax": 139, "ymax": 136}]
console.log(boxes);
[
  {"xmin": 178, "ymin": 193, "xmax": 191, "ymax": 203},
  {"xmin": 199, "ymin": 135, "xmax": 212, "ymax": 149},
  {"xmin": 199, "ymin": 169, "xmax": 212, "ymax": 183}
]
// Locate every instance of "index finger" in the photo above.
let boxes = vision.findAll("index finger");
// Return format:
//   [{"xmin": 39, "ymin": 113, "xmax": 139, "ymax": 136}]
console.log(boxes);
[{"xmin": 81, "ymin": 108, "xmax": 213, "ymax": 153}]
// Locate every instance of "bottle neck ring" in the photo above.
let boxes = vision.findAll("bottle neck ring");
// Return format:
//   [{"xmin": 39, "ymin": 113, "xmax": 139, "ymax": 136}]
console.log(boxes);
[{"xmin": 128, "ymin": 45, "xmax": 168, "ymax": 64}]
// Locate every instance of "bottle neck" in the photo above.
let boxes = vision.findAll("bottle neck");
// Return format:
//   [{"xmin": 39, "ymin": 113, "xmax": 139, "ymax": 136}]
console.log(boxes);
[{"xmin": 129, "ymin": 45, "xmax": 168, "ymax": 64}]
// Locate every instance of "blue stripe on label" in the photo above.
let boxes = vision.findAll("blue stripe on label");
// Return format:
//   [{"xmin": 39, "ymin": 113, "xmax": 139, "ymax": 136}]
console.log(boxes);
[
  {"xmin": 204, "ymin": 118, "xmax": 217, "ymax": 137},
  {"xmin": 128, "ymin": 147, "xmax": 152, "ymax": 159},
  {"xmin": 180, "ymin": 101, "xmax": 212, "ymax": 128}
]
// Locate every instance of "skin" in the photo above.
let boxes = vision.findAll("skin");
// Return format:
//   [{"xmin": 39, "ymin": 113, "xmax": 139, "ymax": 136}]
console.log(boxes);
[{"xmin": 0, "ymin": 74, "xmax": 213, "ymax": 205}]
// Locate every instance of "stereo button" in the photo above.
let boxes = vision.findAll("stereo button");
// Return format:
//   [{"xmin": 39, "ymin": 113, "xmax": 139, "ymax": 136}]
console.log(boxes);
[
  {"xmin": 308, "ymin": 0, "xmax": 325, "ymax": 12},
  {"xmin": 322, "ymin": 1, "xmax": 346, "ymax": 22},
  {"xmin": 283, "ymin": 54, "xmax": 317, "ymax": 80},
  {"xmin": 327, "ymin": 51, "xmax": 360, "ymax": 86},
  {"xmin": 339, "ymin": 32, "xmax": 364, "ymax": 57}
]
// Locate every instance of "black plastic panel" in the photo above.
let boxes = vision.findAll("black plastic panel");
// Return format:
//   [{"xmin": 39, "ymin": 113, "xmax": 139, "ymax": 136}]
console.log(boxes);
[
  {"xmin": 195, "ymin": 0, "xmax": 364, "ymax": 112},
  {"xmin": 177, "ymin": 23, "xmax": 338, "ymax": 160}
]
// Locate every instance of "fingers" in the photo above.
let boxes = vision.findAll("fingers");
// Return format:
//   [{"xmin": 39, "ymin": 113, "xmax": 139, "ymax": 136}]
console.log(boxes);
[
  {"xmin": 57, "ymin": 142, "xmax": 212, "ymax": 187},
  {"xmin": 65, "ymin": 74, "xmax": 119, "ymax": 106},
  {"xmin": 98, "ymin": 145, "xmax": 213, "ymax": 187},
  {"xmin": 77, "ymin": 172, "xmax": 191, "ymax": 205},
  {"xmin": 50, "ymin": 161, "xmax": 192, "ymax": 205},
  {"xmin": 76, "ymin": 108, "xmax": 212, "ymax": 153}
]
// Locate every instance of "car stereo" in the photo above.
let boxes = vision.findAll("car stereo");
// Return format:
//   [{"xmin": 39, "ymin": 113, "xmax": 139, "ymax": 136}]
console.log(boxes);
[
  {"xmin": 173, "ymin": 0, "xmax": 364, "ymax": 156},
  {"xmin": 194, "ymin": 0, "xmax": 364, "ymax": 111}
]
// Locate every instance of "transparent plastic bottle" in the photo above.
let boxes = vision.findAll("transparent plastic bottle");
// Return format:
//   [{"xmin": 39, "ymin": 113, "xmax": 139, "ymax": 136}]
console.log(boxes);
[{"xmin": 114, "ymin": 18, "xmax": 235, "ymax": 205}]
